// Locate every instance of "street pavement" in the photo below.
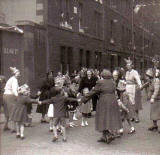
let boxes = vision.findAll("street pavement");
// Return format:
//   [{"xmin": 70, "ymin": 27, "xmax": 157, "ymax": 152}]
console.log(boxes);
[{"xmin": 1, "ymin": 92, "xmax": 160, "ymax": 155}]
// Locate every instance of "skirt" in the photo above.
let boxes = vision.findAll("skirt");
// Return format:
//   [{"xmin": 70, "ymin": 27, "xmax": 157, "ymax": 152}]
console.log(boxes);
[
  {"xmin": 80, "ymin": 100, "xmax": 92, "ymax": 114},
  {"xmin": 11, "ymin": 104, "xmax": 28, "ymax": 123},
  {"xmin": 150, "ymin": 100, "xmax": 160, "ymax": 120},
  {"xmin": 3, "ymin": 94, "xmax": 17, "ymax": 119}
]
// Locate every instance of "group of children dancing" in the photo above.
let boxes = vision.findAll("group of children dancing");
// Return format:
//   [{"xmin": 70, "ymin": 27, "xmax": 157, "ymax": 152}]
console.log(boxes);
[{"xmin": 1, "ymin": 66, "xmax": 142, "ymax": 143}]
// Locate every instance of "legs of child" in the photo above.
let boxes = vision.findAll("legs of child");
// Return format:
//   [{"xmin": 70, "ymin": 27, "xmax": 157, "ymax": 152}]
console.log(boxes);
[
  {"xmin": 20, "ymin": 124, "xmax": 25, "ymax": 139},
  {"xmin": 61, "ymin": 125, "xmax": 67, "ymax": 142},
  {"xmin": 3, "ymin": 116, "xmax": 9, "ymax": 131},
  {"xmin": 69, "ymin": 111, "xmax": 77, "ymax": 127},
  {"xmin": 16, "ymin": 122, "xmax": 20, "ymax": 138},
  {"xmin": 52, "ymin": 125, "xmax": 58, "ymax": 142},
  {"xmin": 81, "ymin": 114, "xmax": 88, "ymax": 126},
  {"xmin": 11, "ymin": 121, "xmax": 16, "ymax": 133},
  {"xmin": 49, "ymin": 118, "xmax": 53, "ymax": 132},
  {"xmin": 135, "ymin": 110, "xmax": 140, "ymax": 123}
]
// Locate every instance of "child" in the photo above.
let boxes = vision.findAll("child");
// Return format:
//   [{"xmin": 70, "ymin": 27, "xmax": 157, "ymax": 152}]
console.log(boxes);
[
  {"xmin": 40, "ymin": 87, "xmax": 78, "ymax": 142},
  {"xmin": 117, "ymin": 87, "xmax": 135, "ymax": 134},
  {"xmin": 47, "ymin": 87, "xmax": 57, "ymax": 132},
  {"xmin": 11, "ymin": 84, "xmax": 39, "ymax": 140},
  {"xmin": 64, "ymin": 82, "xmax": 79, "ymax": 127},
  {"xmin": 80, "ymin": 88, "xmax": 92, "ymax": 127}
]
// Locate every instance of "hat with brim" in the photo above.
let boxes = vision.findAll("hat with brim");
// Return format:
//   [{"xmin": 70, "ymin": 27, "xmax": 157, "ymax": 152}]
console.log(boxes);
[
  {"xmin": 18, "ymin": 84, "xmax": 30, "ymax": 94},
  {"xmin": 10, "ymin": 67, "xmax": 19, "ymax": 74}
]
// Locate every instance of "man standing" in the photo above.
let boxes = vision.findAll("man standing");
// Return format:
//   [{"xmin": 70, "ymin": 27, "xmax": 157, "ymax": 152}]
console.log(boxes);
[{"xmin": 125, "ymin": 58, "xmax": 142, "ymax": 122}]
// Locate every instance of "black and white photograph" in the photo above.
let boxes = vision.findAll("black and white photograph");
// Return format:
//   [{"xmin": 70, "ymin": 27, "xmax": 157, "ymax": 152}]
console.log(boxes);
[{"xmin": 0, "ymin": 0, "xmax": 160, "ymax": 154}]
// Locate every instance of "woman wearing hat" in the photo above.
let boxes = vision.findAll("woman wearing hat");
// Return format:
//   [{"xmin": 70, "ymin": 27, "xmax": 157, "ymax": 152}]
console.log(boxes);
[
  {"xmin": 145, "ymin": 67, "xmax": 160, "ymax": 133},
  {"xmin": 3, "ymin": 67, "xmax": 20, "ymax": 131},
  {"xmin": 125, "ymin": 58, "xmax": 142, "ymax": 123},
  {"xmin": 80, "ymin": 69, "xmax": 122, "ymax": 144}
]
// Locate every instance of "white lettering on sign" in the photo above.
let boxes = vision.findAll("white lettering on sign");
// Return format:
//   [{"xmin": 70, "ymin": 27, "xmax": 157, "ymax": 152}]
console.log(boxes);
[{"xmin": 3, "ymin": 48, "xmax": 19, "ymax": 55}]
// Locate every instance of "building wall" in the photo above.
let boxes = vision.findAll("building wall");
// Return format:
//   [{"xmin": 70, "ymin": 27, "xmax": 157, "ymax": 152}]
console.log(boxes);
[
  {"xmin": 0, "ymin": 0, "xmax": 45, "ymax": 25},
  {"xmin": 0, "ymin": 30, "xmax": 24, "ymax": 84}
]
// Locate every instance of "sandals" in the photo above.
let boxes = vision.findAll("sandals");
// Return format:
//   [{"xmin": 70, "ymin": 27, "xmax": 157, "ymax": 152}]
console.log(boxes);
[{"xmin": 148, "ymin": 126, "xmax": 158, "ymax": 131}]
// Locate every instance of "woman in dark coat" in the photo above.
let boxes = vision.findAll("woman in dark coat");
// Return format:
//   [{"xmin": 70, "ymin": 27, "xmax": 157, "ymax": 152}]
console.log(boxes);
[
  {"xmin": 80, "ymin": 69, "xmax": 122, "ymax": 144},
  {"xmin": 36, "ymin": 72, "xmax": 55, "ymax": 123}
]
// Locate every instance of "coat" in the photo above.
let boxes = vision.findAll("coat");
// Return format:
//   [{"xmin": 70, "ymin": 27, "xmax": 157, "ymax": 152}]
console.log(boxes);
[
  {"xmin": 42, "ymin": 94, "xmax": 78, "ymax": 118},
  {"xmin": 81, "ymin": 78, "xmax": 122, "ymax": 132},
  {"xmin": 11, "ymin": 96, "xmax": 37, "ymax": 123},
  {"xmin": 149, "ymin": 78, "xmax": 160, "ymax": 120}
]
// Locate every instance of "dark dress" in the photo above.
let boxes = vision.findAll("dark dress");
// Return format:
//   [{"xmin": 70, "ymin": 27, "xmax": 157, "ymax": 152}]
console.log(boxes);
[
  {"xmin": 36, "ymin": 78, "xmax": 52, "ymax": 115},
  {"xmin": 81, "ymin": 78, "xmax": 122, "ymax": 132},
  {"xmin": 79, "ymin": 76, "xmax": 98, "ymax": 111},
  {"xmin": 11, "ymin": 96, "xmax": 37, "ymax": 123}
]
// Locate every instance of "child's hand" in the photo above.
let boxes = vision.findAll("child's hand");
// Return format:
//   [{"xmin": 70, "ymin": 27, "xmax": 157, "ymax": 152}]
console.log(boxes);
[
  {"xmin": 150, "ymin": 98, "xmax": 154, "ymax": 104},
  {"xmin": 77, "ymin": 93, "xmax": 81, "ymax": 97},
  {"xmin": 38, "ymin": 101, "xmax": 42, "ymax": 105},
  {"xmin": 37, "ymin": 91, "xmax": 41, "ymax": 96}
]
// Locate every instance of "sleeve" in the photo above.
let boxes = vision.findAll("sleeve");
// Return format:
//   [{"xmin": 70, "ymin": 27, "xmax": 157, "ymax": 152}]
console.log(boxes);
[
  {"xmin": 25, "ymin": 97, "xmax": 38, "ymax": 104},
  {"xmin": 134, "ymin": 71, "xmax": 142, "ymax": 88},
  {"xmin": 41, "ymin": 98, "xmax": 54, "ymax": 104},
  {"xmin": 78, "ymin": 78, "xmax": 84, "ymax": 92},
  {"xmin": 12, "ymin": 79, "xmax": 18, "ymax": 96},
  {"xmin": 151, "ymin": 78, "xmax": 160, "ymax": 100},
  {"xmin": 81, "ymin": 81, "xmax": 101, "ymax": 104}
]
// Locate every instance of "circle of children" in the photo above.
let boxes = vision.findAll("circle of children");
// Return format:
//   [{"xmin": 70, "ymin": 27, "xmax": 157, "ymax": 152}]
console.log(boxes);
[{"xmin": 1, "ymin": 56, "xmax": 160, "ymax": 144}]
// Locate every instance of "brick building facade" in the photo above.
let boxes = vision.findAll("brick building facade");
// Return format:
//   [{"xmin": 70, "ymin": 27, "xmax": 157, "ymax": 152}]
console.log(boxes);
[{"xmin": 1, "ymin": 0, "xmax": 160, "ymax": 80}]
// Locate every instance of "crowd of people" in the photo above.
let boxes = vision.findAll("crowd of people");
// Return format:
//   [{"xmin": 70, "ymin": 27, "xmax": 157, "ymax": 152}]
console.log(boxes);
[{"xmin": 1, "ymin": 56, "xmax": 160, "ymax": 144}]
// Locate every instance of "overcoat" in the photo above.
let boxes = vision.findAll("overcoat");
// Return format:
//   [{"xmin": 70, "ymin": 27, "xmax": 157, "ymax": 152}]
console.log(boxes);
[
  {"xmin": 81, "ymin": 78, "xmax": 122, "ymax": 132},
  {"xmin": 149, "ymin": 78, "xmax": 160, "ymax": 120}
]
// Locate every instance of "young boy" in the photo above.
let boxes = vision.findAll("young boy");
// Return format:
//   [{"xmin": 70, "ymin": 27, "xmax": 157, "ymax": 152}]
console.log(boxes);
[{"xmin": 40, "ymin": 87, "xmax": 78, "ymax": 142}]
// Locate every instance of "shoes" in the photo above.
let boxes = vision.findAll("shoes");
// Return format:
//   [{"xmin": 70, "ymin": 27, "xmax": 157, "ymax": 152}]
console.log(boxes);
[
  {"xmin": 85, "ymin": 121, "xmax": 88, "ymax": 126},
  {"xmin": 41, "ymin": 119, "xmax": 49, "ymax": 123},
  {"xmin": 49, "ymin": 129, "xmax": 53, "ymax": 132},
  {"xmin": 16, "ymin": 135, "xmax": 20, "ymax": 138},
  {"xmin": 114, "ymin": 134, "xmax": 122, "ymax": 138},
  {"xmin": 24, "ymin": 124, "xmax": 34, "ymax": 127},
  {"xmin": 148, "ymin": 126, "xmax": 158, "ymax": 131},
  {"xmin": 130, "ymin": 118, "xmax": 135, "ymax": 122},
  {"xmin": 128, "ymin": 128, "xmax": 136, "ymax": 134},
  {"xmin": 73, "ymin": 116, "xmax": 78, "ymax": 121},
  {"xmin": 20, "ymin": 136, "xmax": 25, "ymax": 140},
  {"xmin": 135, "ymin": 119, "xmax": 140, "ymax": 123},
  {"xmin": 62, "ymin": 138, "xmax": 67, "ymax": 142},
  {"xmin": 97, "ymin": 137, "xmax": 106, "ymax": 143},
  {"xmin": 106, "ymin": 135, "xmax": 115, "ymax": 144},
  {"xmin": 52, "ymin": 137, "xmax": 58, "ymax": 142},
  {"xmin": 69, "ymin": 122, "xmax": 78, "ymax": 127},
  {"xmin": 81, "ymin": 122, "xmax": 85, "ymax": 127}
]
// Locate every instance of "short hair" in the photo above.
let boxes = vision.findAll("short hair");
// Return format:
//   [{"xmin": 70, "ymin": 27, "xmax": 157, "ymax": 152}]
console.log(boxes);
[{"xmin": 101, "ymin": 69, "xmax": 112, "ymax": 79}]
